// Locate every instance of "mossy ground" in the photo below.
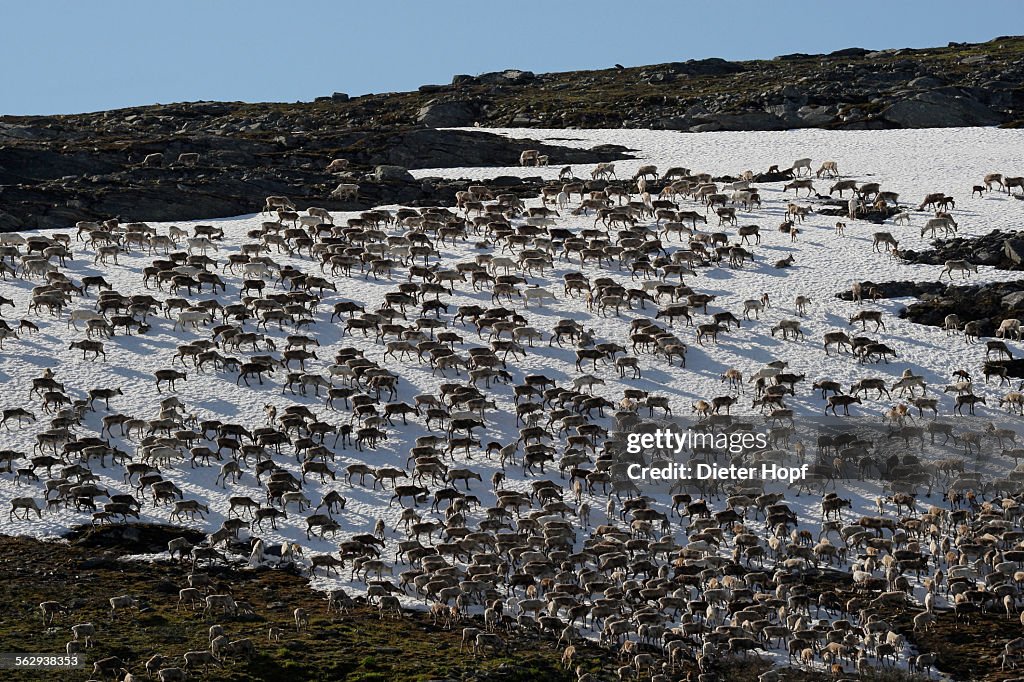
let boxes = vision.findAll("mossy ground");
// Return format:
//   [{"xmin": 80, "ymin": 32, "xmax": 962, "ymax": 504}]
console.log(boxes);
[{"xmin": 0, "ymin": 531, "xmax": 583, "ymax": 682}]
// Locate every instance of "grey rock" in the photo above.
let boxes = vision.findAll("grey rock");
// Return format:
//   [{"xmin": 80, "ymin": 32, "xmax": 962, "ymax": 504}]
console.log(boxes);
[
  {"xmin": 690, "ymin": 122, "xmax": 723, "ymax": 133},
  {"xmin": 417, "ymin": 100, "xmax": 478, "ymax": 127},
  {"xmin": 797, "ymin": 105, "xmax": 837, "ymax": 126},
  {"xmin": 751, "ymin": 171, "xmax": 797, "ymax": 183},
  {"xmin": 1003, "ymin": 292, "xmax": 1024, "ymax": 309},
  {"xmin": 881, "ymin": 90, "xmax": 1001, "ymax": 127},
  {"xmin": 780, "ymin": 85, "xmax": 803, "ymax": 99},
  {"xmin": 510, "ymin": 114, "xmax": 534, "ymax": 125},
  {"xmin": 0, "ymin": 123, "xmax": 59, "ymax": 141},
  {"xmin": 774, "ymin": 52, "xmax": 813, "ymax": 61},
  {"xmin": 677, "ymin": 58, "xmax": 745, "ymax": 76},
  {"xmin": 152, "ymin": 580, "xmax": 180, "ymax": 595},
  {"xmin": 656, "ymin": 117, "xmax": 692, "ymax": 130},
  {"xmin": 829, "ymin": 47, "xmax": 870, "ymax": 58},
  {"xmin": 478, "ymin": 69, "xmax": 535, "ymax": 85},
  {"xmin": 1005, "ymin": 238, "xmax": 1024, "ymax": 265},
  {"xmin": 371, "ymin": 165, "xmax": 414, "ymax": 183},
  {"xmin": 0, "ymin": 210, "xmax": 20, "ymax": 232},
  {"xmin": 703, "ymin": 111, "xmax": 787, "ymax": 131}
]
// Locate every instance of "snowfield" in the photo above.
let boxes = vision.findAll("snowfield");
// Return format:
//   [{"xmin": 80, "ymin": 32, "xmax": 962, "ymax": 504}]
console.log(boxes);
[{"xmin": 2, "ymin": 126, "xmax": 1023, "ymax": 677}]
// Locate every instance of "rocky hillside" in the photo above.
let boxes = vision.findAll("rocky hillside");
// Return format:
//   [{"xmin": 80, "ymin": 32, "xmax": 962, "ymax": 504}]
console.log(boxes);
[
  {"xmin": 900, "ymin": 228, "xmax": 1024, "ymax": 269},
  {"xmin": 1, "ymin": 35, "xmax": 1022, "ymax": 229},
  {"xmin": 419, "ymin": 36, "xmax": 1024, "ymax": 132},
  {"xmin": 0, "ymin": 124, "xmax": 633, "ymax": 230}
]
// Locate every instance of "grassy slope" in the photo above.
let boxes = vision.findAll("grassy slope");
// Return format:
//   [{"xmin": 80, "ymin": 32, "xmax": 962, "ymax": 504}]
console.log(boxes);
[{"xmin": 0, "ymin": 532, "xmax": 582, "ymax": 682}]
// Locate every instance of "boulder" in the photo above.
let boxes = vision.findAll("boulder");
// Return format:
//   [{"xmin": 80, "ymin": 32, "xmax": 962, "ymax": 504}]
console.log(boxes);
[
  {"xmin": 774, "ymin": 52, "xmax": 813, "ymax": 61},
  {"xmin": 751, "ymin": 171, "xmax": 797, "ymax": 183},
  {"xmin": 881, "ymin": 91, "xmax": 1001, "ymax": 128},
  {"xmin": 654, "ymin": 117, "xmax": 692, "ymax": 130},
  {"xmin": 371, "ymin": 165, "xmax": 415, "ymax": 183},
  {"xmin": 1006, "ymin": 238, "xmax": 1024, "ymax": 265},
  {"xmin": 676, "ymin": 58, "xmax": 745, "ymax": 76},
  {"xmin": 703, "ymin": 111, "xmax": 788, "ymax": 131},
  {"xmin": 0, "ymin": 210, "xmax": 20, "ymax": 232},
  {"xmin": 797, "ymin": 105, "xmax": 837, "ymax": 126},
  {"xmin": 690, "ymin": 122, "xmax": 723, "ymax": 133},
  {"xmin": 490, "ymin": 176, "xmax": 526, "ymax": 187},
  {"xmin": 477, "ymin": 69, "xmax": 535, "ymax": 85},
  {"xmin": 417, "ymin": 100, "xmax": 478, "ymax": 127},
  {"xmin": 908, "ymin": 76, "xmax": 944, "ymax": 88},
  {"xmin": 829, "ymin": 47, "xmax": 871, "ymax": 58},
  {"xmin": 976, "ymin": 249, "xmax": 1004, "ymax": 266},
  {"xmin": 1003, "ymin": 292, "xmax": 1024, "ymax": 310},
  {"xmin": 780, "ymin": 85, "xmax": 805, "ymax": 99}
]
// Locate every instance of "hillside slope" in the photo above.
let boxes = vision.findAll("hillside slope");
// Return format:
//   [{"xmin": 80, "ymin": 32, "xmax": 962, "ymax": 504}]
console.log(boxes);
[{"xmin": 1, "ymin": 36, "xmax": 1022, "ymax": 231}]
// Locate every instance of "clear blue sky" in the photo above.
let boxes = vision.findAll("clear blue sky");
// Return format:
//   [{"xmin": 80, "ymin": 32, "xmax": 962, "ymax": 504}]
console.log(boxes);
[{"xmin": 1, "ymin": 1, "xmax": 1013, "ymax": 116}]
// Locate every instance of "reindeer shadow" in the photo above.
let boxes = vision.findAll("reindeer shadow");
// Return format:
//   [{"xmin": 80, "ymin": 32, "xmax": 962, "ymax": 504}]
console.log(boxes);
[
  {"xmin": 196, "ymin": 398, "xmax": 239, "ymax": 414},
  {"xmin": 107, "ymin": 366, "xmax": 151, "ymax": 382}
]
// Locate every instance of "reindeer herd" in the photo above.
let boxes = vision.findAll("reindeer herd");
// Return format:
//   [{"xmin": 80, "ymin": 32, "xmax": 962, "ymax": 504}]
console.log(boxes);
[{"xmin": 1, "ymin": 145, "xmax": 1023, "ymax": 681}]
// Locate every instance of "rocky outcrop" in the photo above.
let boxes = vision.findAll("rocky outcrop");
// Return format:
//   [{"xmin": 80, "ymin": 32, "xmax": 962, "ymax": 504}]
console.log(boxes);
[
  {"xmin": 1005, "ymin": 237, "xmax": 1024, "ymax": 265},
  {"xmin": 880, "ymin": 90, "xmax": 1002, "ymax": 128},
  {"xmin": 901, "ymin": 281, "xmax": 1024, "ymax": 337},
  {"xmin": 836, "ymin": 278, "xmax": 1024, "ymax": 338},
  {"xmin": 417, "ymin": 100, "xmax": 479, "ymax": 127},
  {"xmin": 900, "ymin": 230, "xmax": 1024, "ymax": 270},
  {"xmin": 0, "ymin": 124, "xmax": 632, "ymax": 230},
  {"xmin": 689, "ymin": 111, "xmax": 788, "ymax": 132},
  {"xmin": 360, "ymin": 128, "xmax": 633, "ymax": 169},
  {"xmin": 415, "ymin": 36, "xmax": 1024, "ymax": 131},
  {"xmin": 370, "ymin": 165, "xmax": 415, "ymax": 182}
]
